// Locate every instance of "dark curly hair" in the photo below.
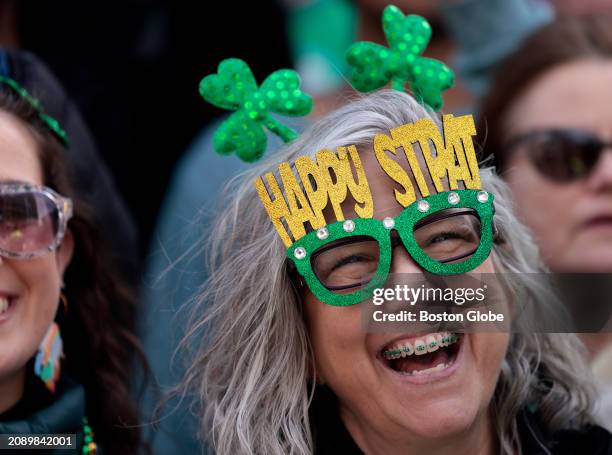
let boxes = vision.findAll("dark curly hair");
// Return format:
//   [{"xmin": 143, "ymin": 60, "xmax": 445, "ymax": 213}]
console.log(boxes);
[{"xmin": 0, "ymin": 89, "xmax": 148, "ymax": 454}]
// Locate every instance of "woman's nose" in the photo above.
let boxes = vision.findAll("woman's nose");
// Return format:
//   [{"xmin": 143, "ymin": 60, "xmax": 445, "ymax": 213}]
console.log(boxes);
[
  {"xmin": 390, "ymin": 245, "xmax": 423, "ymax": 274},
  {"xmin": 586, "ymin": 148, "xmax": 612, "ymax": 193}
]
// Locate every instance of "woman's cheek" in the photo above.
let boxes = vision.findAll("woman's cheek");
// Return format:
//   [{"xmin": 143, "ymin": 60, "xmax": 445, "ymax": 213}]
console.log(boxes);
[
  {"xmin": 305, "ymin": 295, "xmax": 365, "ymax": 383},
  {"xmin": 13, "ymin": 257, "xmax": 62, "ymax": 349},
  {"xmin": 474, "ymin": 333, "xmax": 509, "ymax": 385}
]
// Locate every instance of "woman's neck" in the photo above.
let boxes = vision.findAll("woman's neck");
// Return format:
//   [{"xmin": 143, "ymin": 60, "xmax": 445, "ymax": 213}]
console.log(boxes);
[
  {"xmin": 0, "ymin": 368, "xmax": 26, "ymax": 414},
  {"xmin": 341, "ymin": 405, "xmax": 496, "ymax": 455}
]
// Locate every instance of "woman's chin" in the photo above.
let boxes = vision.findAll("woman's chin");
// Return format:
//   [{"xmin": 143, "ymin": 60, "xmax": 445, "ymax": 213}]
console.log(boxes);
[
  {"xmin": 378, "ymin": 395, "xmax": 483, "ymax": 441},
  {"xmin": 399, "ymin": 409, "xmax": 480, "ymax": 441}
]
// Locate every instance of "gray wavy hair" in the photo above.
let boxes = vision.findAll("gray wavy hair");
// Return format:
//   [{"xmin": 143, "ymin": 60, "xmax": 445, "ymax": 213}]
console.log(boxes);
[{"xmin": 181, "ymin": 90, "xmax": 595, "ymax": 455}]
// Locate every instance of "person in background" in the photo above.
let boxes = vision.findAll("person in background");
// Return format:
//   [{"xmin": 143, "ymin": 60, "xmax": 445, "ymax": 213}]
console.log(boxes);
[
  {"xmin": 440, "ymin": 0, "xmax": 553, "ymax": 99},
  {"xmin": 477, "ymin": 14, "xmax": 612, "ymax": 431},
  {"xmin": 0, "ymin": 80, "xmax": 147, "ymax": 452}
]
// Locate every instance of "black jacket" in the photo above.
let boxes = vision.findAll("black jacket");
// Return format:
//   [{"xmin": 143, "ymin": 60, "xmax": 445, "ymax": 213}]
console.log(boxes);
[
  {"xmin": 0, "ymin": 374, "xmax": 101, "ymax": 454},
  {"xmin": 310, "ymin": 385, "xmax": 612, "ymax": 455}
]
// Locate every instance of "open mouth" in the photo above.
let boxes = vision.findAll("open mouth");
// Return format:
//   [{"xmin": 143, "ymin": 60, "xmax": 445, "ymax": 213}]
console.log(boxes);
[
  {"xmin": 584, "ymin": 216, "xmax": 612, "ymax": 231},
  {"xmin": 380, "ymin": 332, "xmax": 462, "ymax": 377}
]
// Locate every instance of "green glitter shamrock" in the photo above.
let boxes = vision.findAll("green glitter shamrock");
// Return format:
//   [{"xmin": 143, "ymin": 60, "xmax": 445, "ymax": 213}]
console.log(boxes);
[
  {"xmin": 199, "ymin": 58, "xmax": 313, "ymax": 162},
  {"xmin": 345, "ymin": 4, "xmax": 454, "ymax": 111}
]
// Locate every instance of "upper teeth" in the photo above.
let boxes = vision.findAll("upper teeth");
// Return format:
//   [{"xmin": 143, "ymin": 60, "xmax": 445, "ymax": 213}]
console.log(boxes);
[
  {"xmin": 0, "ymin": 297, "xmax": 9, "ymax": 314},
  {"xmin": 382, "ymin": 332, "xmax": 458, "ymax": 360}
]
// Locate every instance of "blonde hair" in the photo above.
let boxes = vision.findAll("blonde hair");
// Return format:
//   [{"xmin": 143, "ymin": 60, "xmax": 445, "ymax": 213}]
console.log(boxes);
[{"xmin": 181, "ymin": 90, "xmax": 595, "ymax": 455}]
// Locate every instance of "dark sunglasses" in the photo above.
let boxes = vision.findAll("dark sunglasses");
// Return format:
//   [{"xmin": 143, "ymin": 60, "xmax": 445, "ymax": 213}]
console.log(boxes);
[{"xmin": 503, "ymin": 129, "xmax": 612, "ymax": 182}]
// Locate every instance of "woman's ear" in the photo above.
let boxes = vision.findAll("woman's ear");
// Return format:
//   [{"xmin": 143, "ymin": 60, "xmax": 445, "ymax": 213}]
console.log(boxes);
[{"xmin": 56, "ymin": 229, "xmax": 75, "ymax": 276}]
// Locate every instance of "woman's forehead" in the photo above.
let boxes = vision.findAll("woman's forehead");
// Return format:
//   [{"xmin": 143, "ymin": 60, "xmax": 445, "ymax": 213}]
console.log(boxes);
[
  {"xmin": 505, "ymin": 59, "xmax": 612, "ymax": 139},
  {"xmin": 0, "ymin": 111, "xmax": 43, "ymax": 185}
]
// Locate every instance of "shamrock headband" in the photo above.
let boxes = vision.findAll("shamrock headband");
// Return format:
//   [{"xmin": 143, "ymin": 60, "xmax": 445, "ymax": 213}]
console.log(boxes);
[
  {"xmin": 198, "ymin": 5, "xmax": 454, "ymax": 163},
  {"xmin": 0, "ymin": 75, "xmax": 69, "ymax": 147},
  {"xmin": 346, "ymin": 5, "xmax": 454, "ymax": 111},
  {"xmin": 198, "ymin": 58, "xmax": 313, "ymax": 162},
  {"xmin": 197, "ymin": 5, "xmax": 491, "ymax": 306}
]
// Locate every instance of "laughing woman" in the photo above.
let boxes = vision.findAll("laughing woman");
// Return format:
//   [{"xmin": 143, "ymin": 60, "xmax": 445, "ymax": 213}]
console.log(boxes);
[
  {"xmin": 182, "ymin": 91, "xmax": 612, "ymax": 455},
  {"xmin": 0, "ymin": 84, "xmax": 145, "ymax": 452}
]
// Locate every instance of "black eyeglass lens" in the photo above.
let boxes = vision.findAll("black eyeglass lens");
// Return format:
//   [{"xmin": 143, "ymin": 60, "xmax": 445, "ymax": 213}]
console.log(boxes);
[
  {"xmin": 413, "ymin": 210, "xmax": 481, "ymax": 264},
  {"xmin": 530, "ymin": 132, "xmax": 601, "ymax": 181}
]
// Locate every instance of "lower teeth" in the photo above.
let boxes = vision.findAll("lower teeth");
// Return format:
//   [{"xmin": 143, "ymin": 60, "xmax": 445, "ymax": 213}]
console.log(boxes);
[{"xmin": 407, "ymin": 361, "xmax": 453, "ymax": 376}]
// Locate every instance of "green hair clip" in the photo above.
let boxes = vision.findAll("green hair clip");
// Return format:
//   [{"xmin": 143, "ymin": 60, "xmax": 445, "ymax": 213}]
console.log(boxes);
[
  {"xmin": 0, "ymin": 75, "xmax": 69, "ymax": 146},
  {"xmin": 199, "ymin": 58, "xmax": 313, "ymax": 162},
  {"xmin": 345, "ymin": 4, "xmax": 454, "ymax": 111}
]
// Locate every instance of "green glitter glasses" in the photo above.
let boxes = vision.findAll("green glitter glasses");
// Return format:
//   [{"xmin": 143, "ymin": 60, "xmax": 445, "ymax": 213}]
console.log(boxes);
[{"xmin": 287, "ymin": 189, "xmax": 495, "ymax": 306}]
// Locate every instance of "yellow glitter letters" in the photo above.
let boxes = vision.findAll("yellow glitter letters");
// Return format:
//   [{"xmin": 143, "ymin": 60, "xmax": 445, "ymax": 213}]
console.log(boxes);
[{"xmin": 255, "ymin": 114, "xmax": 481, "ymax": 246}]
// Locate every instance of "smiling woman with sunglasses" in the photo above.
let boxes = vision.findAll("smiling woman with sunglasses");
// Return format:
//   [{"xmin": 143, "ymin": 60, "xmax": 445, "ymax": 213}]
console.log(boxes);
[
  {"xmin": 181, "ymin": 90, "xmax": 612, "ymax": 455},
  {"xmin": 478, "ymin": 14, "xmax": 612, "ymax": 275},
  {"xmin": 0, "ymin": 84, "xmax": 147, "ymax": 452}
]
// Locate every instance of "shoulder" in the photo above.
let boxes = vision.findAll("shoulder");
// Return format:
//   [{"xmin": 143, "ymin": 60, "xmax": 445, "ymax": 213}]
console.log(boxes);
[
  {"xmin": 518, "ymin": 409, "xmax": 612, "ymax": 455},
  {"xmin": 0, "ymin": 375, "xmax": 102, "ymax": 453},
  {"xmin": 546, "ymin": 425, "xmax": 612, "ymax": 455}
]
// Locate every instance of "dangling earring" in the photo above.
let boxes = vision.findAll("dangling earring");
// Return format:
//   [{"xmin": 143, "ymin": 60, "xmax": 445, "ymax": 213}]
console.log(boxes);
[{"xmin": 33, "ymin": 293, "xmax": 67, "ymax": 393}]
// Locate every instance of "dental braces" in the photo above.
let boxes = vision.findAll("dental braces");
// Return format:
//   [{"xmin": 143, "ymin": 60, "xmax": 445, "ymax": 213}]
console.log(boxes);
[{"xmin": 383, "ymin": 333, "xmax": 459, "ymax": 360}]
